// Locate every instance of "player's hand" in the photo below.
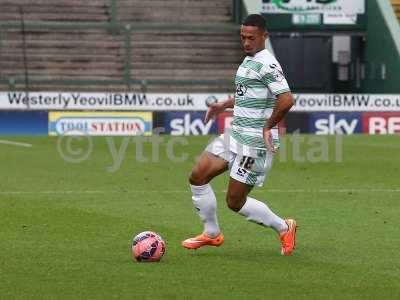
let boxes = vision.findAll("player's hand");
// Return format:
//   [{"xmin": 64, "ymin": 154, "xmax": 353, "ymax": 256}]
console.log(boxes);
[
  {"xmin": 204, "ymin": 95, "xmax": 235, "ymax": 123},
  {"xmin": 263, "ymin": 127, "xmax": 276, "ymax": 153},
  {"xmin": 204, "ymin": 101, "xmax": 226, "ymax": 123},
  {"xmin": 204, "ymin": 95, "xmax": 234, "ymax": 123}
]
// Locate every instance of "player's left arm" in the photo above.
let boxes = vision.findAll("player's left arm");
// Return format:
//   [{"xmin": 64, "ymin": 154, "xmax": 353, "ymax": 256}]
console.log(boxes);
[
  {"xmin": 263, "ymin": 92, "xmax": 294, "ymax": 153},
  {"xmin": 265, "ymin": 91, "xmax": 294, "ymax": 129}
]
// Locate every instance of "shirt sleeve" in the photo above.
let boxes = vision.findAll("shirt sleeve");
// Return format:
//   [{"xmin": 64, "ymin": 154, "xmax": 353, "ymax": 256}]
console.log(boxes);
[{"xmin": 260, "ymin": 60, "xmax": 291, "ymax": 96}]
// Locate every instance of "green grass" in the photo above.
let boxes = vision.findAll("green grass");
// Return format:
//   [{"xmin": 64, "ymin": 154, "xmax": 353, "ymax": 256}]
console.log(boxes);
[{"xmin": 0, "ymin": 135, "xmax": 399, "ymax": 300}]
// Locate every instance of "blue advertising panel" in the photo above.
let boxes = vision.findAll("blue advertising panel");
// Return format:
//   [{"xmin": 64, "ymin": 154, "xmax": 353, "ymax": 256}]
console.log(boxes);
[
  {"xmin": 0, "ymin": 111, "xmax": 48, "ymax": 135},
  {"xmin": 162, "ymin": 112, "xmax": 218, "ymax": 135},
  {"xmin": 309, "ymin": 112, "xmax": 362, "ymax": 135}
]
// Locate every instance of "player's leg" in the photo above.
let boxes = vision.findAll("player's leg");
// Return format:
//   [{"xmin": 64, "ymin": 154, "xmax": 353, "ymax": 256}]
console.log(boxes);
[
  {"xmin": 182, "ymin": 149, "xmax": 229, "ymax": 249},
  {"xmin": 227, "ymin": 153, "xmax": 297, "ymax": 255},
  {"xmin": 189, "ymin": 150, "xmax": 228, "ymax": 239},
  {"xmin": 189, "ymin": 151, "xmax": 228, "ymax": 186},
  {"xmin": 226, "ymin": 177, "xmax": 288, "ymax": 234}
]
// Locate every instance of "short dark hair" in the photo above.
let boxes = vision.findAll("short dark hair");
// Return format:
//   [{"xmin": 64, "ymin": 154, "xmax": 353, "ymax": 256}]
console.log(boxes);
[{"xmin": 242, "ymin": 14, "xmax": 266, "ymax": 30}]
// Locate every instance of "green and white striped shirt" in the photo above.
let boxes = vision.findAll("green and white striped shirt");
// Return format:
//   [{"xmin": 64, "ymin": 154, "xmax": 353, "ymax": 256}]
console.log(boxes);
[{"xmin": 230, "ymin": 48, "xmax": 291, "ymax": 150}]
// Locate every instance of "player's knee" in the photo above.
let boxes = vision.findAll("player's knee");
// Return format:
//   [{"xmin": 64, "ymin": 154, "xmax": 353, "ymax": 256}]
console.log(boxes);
[
  {"xmin": 189, "ymin": 170, "xmax": 208, "ymax": 186},
  {"xmin": 226, "ymin": 192, "xmax": 245, "ymax": 212}
]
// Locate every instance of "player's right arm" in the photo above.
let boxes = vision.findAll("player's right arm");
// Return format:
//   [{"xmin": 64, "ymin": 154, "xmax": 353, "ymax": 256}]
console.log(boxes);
[{"xmin": 204, "ymin": 96, "xmax": 234, "ymax": 123}]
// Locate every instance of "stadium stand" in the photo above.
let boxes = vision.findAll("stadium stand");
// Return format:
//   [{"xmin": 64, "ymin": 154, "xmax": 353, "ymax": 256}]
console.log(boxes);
[
  {"xmin": 129, "ymin": 29, "xmax": 240, "ymax": 89},
  {"xmin": 0, "ymin": 0, "xmax": 242, "ymax": 92},
  {"xmin": 0, "ymin": 28, "xmax": 124, "ymax": 79},
  {"xmin": 0, "ymin": 0, "xmax": 110, "ymax": 23},
  {"xmin": 391, "ymin": 0, "xmax": 400, "ymax": 21},
  {"xmin": 117, "ymin": 0, "xmax": 232, "ymax": 24}
]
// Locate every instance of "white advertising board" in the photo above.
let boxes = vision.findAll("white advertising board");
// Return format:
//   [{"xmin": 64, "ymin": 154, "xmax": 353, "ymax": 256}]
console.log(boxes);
[
  {"xmin": 262, "ymin": 0, "xmax": 365, "ymax": 15},
  {"xmin": 1, "ymin": 92, "xmax": 399, "ymax": 112}
]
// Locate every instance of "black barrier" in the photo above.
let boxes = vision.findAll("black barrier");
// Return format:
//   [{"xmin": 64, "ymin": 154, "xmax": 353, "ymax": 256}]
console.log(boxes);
[{"xmin": 284, "ymin": 112, "xmax": 311, "ymax": 134}]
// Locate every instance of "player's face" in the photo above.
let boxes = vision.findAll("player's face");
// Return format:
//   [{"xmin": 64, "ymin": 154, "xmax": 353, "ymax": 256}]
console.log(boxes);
[{"xmin": 240, "ymin": 25, "xmax": 268, "ymax": 56}]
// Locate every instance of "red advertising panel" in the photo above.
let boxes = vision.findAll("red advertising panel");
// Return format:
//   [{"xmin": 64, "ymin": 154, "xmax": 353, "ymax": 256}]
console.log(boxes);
[
  {"xmin": 362, "ymin": 112, "xmax": 400, "ymax": 134},
  {"xmin": 217, "ymin": 111, "xmax": 286, "ymax": 134},
  {"xmin": 217, "ymin": 111, "xmax": 233, "ymax": 134}
]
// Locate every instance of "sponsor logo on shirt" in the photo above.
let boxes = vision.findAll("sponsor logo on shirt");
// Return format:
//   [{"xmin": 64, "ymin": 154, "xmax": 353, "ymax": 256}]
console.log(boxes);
[{"xmin": 236, "ymin": 84, "xmax": 248, "ymax": 96}]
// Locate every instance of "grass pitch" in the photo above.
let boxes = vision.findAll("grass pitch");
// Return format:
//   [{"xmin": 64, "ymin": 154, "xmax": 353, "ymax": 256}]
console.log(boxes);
[{"xmin": 0, "ymin": 135, "xmax": 399, "ymax": 299}]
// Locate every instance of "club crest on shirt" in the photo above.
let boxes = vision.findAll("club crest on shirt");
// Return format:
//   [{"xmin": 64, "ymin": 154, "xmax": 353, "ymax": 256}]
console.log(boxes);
[{"xmin": 272, "ymin": 69, "xmax": 284, "ymax": 82}]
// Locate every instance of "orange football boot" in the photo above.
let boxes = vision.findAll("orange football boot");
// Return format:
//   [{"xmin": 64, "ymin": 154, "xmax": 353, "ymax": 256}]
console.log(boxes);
[
  {"xmin": 279, "ymin": 219, "xmax": 297, "ymax": 256},
  {"xmin": 182, "ymin": 233, "xmax": 224, "ymax": 250}
]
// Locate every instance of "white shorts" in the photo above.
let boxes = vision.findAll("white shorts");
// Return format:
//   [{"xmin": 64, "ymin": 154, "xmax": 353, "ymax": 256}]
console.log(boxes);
[{"xmin": 205, "ymin": 133, "xmax": 274, "ymax": 187}]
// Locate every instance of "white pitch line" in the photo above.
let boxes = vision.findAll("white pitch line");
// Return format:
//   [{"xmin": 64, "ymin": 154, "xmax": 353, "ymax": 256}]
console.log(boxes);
[
  {"xmin": 0, "ymin": 140, "xmax": 32, "ymax": 148},
  {"xmin": 256, "ymin": 189, "xmax": 400, "ymax": 193},
  {"xmin": 0, "ymin": 188, "xmax": 399, "ymax": 195}
]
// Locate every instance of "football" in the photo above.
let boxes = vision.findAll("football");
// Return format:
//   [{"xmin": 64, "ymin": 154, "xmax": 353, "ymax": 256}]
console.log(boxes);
[{"xmin": 131, "ymin": 231, "xmax": 166, "ymax": 262}]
